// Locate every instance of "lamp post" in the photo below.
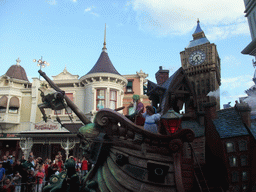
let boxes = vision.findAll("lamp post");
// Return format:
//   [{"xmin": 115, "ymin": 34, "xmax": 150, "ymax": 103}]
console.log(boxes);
[
  {"xmin": 161, "ymin": 108, "xmax": 183, "ymax": 134},
  {"xmin": 33, "ymin": 56, "xmax": 50, "ymax": 79}
]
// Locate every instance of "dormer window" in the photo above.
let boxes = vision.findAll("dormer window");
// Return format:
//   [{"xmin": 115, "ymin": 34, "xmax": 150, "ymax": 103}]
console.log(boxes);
[
  {"xmin": 0, "ymin": 95, "xmax": 8, "ymax": 113},
  {"xmin": 9, "ymin": 96, "xmax": 19, "ymax": 113}
]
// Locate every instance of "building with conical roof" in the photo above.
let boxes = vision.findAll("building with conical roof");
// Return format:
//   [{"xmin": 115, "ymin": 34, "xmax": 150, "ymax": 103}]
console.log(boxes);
[
  {"xmin": 80, "ymin": 25, "xmax": 127, "ymax": 117},
  {"xmin": 0, "ymin": 25, "xmax": 150, "ymax": 161}
]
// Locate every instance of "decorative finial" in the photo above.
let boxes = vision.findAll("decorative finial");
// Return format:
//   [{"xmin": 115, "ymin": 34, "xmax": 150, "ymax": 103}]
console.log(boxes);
[
  {"xmin": 16, "ymin": 58, "xmax": 21, "ymax": 66},
  {"xmin": 197, "ymin": 18, "xmax": 199, "ymax": 23},
  {"xmin": 63, "ymin": 65, "xmax": 67, "ymax": 74},
  {"xmin": 102, "ymin": 23, "xmax": 107, "ymax": 52}
]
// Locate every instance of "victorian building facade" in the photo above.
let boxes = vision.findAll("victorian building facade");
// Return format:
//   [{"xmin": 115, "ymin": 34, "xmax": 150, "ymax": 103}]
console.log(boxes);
[{"xmin": 0, "ymin": 28, "xmax": 149, "ymax": 161}]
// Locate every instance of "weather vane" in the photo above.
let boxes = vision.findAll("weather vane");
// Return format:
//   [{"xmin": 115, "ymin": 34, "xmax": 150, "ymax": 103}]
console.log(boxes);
[{"xmin": 33, "ymin": 56, "xmax": 50, "ymax": 79}]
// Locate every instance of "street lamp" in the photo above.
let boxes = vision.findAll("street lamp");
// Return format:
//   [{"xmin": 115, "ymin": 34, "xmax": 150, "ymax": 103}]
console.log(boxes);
[
  {"xmin": 33, "ymin": 56, "xmax": 50, "ymax": 79},
  {"xmin": 161, "ymin": 108, "xmax": 183, "ymax": 134}
]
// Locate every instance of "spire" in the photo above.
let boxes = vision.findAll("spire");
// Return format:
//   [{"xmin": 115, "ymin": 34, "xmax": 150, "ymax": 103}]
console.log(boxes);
[
  {"xmin": 102, "ymin": 23, "xmax": 107, "ymax": 52},
  {"xmin": 186, "ymin": 19, "xmax": 209, "ymax": 48},
  {"xmin": 193, "ymin": 19, "xmax": 203, "ymax": 35}
]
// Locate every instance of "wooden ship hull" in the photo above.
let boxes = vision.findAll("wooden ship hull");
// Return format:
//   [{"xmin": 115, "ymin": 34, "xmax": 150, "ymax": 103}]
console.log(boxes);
[
  {"xmin": 79, "ymin": 109, "xmax": 195, "ymax": 192},
  {"xmin": 38, "ymin": 70, "xmax": 195, "ymax": 192}
]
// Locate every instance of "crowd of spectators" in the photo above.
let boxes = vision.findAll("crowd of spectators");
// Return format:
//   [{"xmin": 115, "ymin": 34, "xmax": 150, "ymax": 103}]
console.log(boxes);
[{"xmin": 0, "ymin": 151, "xmax": 90, "ymax": 192}]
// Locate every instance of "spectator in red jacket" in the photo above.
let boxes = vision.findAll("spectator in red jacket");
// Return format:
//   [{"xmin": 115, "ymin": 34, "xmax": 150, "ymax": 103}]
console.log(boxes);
[{"xmin": 81, "ymin": 156, "xmax": 88, "ymax": 177}]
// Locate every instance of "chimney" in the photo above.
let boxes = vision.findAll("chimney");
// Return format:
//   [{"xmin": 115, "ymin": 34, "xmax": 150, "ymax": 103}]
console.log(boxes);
[
  {"xmin": 155, "ymin": 66, "xmax": 169, "ymax": 85},
  {"xmin": 203, "ymin": 102, "xmax": 217, "ymax": 120},
  {"xmin": 235, "ymin": 101, "xmax": 251, "ymax": 128}
]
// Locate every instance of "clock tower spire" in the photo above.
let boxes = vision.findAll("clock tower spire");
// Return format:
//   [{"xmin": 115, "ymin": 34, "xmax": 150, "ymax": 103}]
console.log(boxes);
[{"xmin": 180, "ymin": 20, "xmax": 221, "ymax": 111}]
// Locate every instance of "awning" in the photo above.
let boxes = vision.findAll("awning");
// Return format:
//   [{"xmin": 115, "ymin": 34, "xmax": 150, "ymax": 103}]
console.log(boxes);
[
  {"xmin": 127, "ymin": 81, "xmax": 133, "ymax": 87},
  {"xmin": 0, "ymin": 95, "xmax": 8, "ymax": 108},
  {"xmin": 241, "ymin": 38, "xmax": 256, "ymax": 56},
  {"xmin": 9, "ymin": 96, "xmax": 19, "ymax": 108}
]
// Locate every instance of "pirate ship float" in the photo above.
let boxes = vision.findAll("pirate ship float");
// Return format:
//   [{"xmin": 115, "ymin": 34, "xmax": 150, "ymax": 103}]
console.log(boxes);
[{"xmin": 38, "ymin": 70, "xmax": 196, "ymax": 192}]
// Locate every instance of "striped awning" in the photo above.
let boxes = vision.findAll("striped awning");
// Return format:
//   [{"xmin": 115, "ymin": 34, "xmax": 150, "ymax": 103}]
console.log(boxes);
[
  {"xmin": 0, "ymin": 95, "xmax": 8, "ymax": 108},
  {"xmin": 9, "ymin": 96, "xmax": 19, "ymax": 108}
]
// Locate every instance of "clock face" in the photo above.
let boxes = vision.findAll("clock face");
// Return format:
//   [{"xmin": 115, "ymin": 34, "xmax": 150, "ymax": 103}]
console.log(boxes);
[{"xmin": 189, "ymin": 50, "xmax": 206, "ymax": 65}]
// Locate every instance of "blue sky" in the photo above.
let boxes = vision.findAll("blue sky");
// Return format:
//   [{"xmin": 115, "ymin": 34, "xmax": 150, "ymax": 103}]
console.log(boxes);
[{"xmin": 0, "ymin": 0, "xmax": 253, "ymax": 109}]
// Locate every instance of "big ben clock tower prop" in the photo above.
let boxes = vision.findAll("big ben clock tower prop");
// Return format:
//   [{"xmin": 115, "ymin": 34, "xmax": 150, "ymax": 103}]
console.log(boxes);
[{"xmin": 180, "ymin": 19, "xmax": 221, "ymax": 111}]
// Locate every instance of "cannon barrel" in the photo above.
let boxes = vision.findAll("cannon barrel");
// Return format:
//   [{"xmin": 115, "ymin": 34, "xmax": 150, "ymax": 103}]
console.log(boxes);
[{"xmin": 38, "ymin": 70, "xmax": 91, "ymax": 125}]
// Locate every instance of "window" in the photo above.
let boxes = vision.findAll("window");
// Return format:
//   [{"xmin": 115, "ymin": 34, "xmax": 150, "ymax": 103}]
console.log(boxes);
[
  {"xmin": 65, "ymin": 93, "xmax": 73, "ymax": 114},
  {"xmin": 232, "ymin": 171, "xmax": 239, "ymax": 182},
  {"xmin": 143, "ymin": 85, "xmax": 147, "ymax": 95},
  {"xmin": 229, "ymin": 156, "xmax": 237, "ymax": 167},
  {"xmin": 0, "ymin": 96, "xmax": 8, "ymax": 113},
  {"xmin": 9, "ymin": 96, "xmax": 19, "ymax": 113},
  {"xmin": 242, "ymin": 171, "xmax": 248, "ymax": 181},
  {"xmin": 109, "ymin": 90, "xmax": 117, "ymax": 110},
  {"xmin": 96, "ymin": 89, "xmax": 105, "ymax": 111},
  {"xmin": 226, "ymin": 142, "xmax": 235, "ymax": 153},
  {"xmin": 126, "ymin": 80, "xmax": 133, "ymax": 93},
  {"xmin": 241, "ymin": 155, "xmax": 248, "ymax": 166},
  {"xmin": 239, "ymin": 140, "xmax": 247, "ymax": 151}
]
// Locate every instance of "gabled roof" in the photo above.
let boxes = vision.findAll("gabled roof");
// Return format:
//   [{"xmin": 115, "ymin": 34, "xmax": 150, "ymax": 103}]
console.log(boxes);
[
  {"xmin": 86, "ymin": 51, "xmax": 120, "ymax": 75},
  {"xmin": 161, "ymin": 67, "xmax": 183, "ymax": 91},
  {"xmin": 147, "ymin": 80, "xmax": 166, "ymax": 95},
  {"xmin": 52, "ymin": 67, "xmax": 79, "ymax": 80},
  {"xmin": 213, "ymin": 108, "xmax": 249, "ymax": 138}
]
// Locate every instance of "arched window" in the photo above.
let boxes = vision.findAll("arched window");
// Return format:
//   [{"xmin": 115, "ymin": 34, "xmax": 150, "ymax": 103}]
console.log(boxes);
[
  {"xmin": 9, "ymin": 96, "xmax": 19, "ymax": 113},
  {"xmin": 0, "ymin": 95, "xmax": 8, "ymax": 113}
]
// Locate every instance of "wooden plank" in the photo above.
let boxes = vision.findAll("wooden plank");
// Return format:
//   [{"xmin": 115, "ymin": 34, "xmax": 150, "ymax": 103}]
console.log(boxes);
[
  {"xmin": 105, "ymin": 156, "xmax": 177, "ymax": 192},
  {"xmin": 111, "ymin": 146, "xmax": 173, "ymax": 163},
  {"xmin": 96, "ymin": 165, "xmax": 110, "ymax": 192},
  {"xmin": 109, "ymin": 149, "xmax": 174, "ymax": 172}
]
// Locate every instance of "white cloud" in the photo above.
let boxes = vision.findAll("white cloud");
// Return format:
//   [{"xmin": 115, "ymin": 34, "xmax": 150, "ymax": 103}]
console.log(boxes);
[
  {"xmin": 129, "ymin": 0, "xmax": 249, "ymax": 37},
  {"xmin": 84, "ymin": 6, "xmax": 99, "ymax": 17},
  {"xmin": 72, "ymin": 0, "xmax": 77, "ymax": 2},
  {"xmin": 222, "ymin": 75, "xmax": 253, "ymax": 89},
  {"xmin": 222, "ymin": 55, "xmax": 241, "ymax": 67},
  {"xmin": 84, "ymin": 7, "xmax": 92, "ymax": 12},
  {"xmin": 46, "ymin": 0, "xmax": 57, "ymax": 5}
]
